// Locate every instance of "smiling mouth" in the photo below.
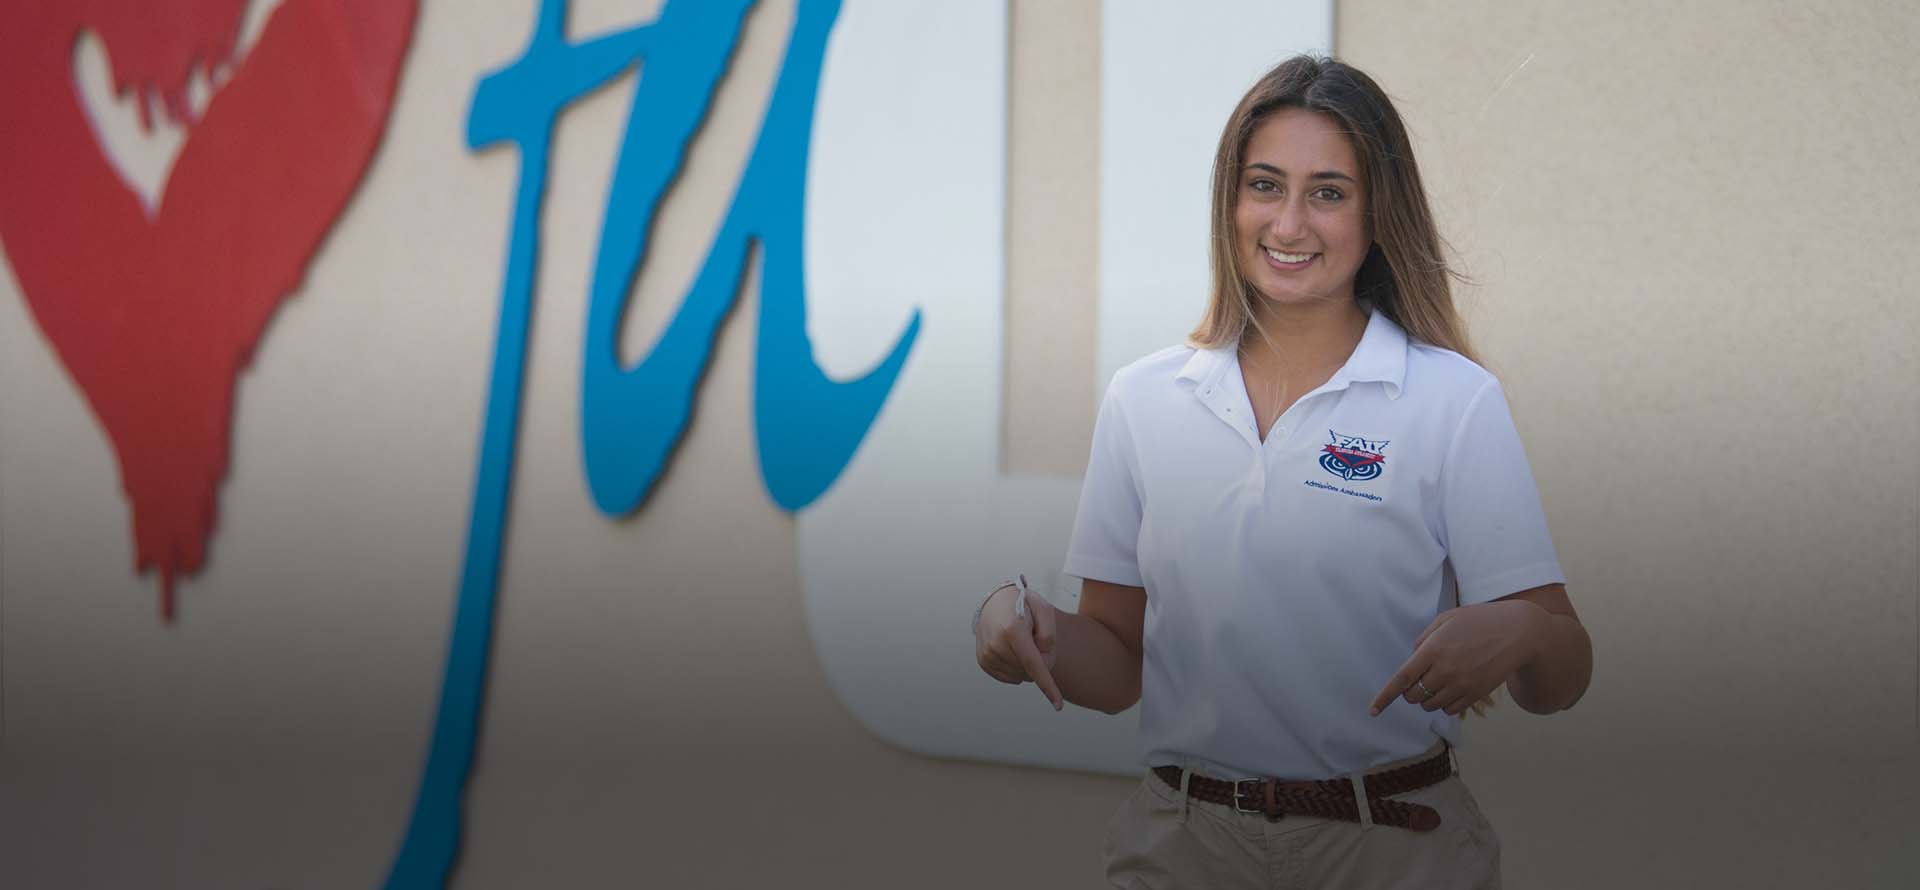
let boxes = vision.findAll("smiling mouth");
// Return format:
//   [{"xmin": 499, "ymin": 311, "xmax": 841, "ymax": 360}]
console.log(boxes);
[{"xmin": 1263, "ymin": 246, "xmax": 1316, "ymax": 264}]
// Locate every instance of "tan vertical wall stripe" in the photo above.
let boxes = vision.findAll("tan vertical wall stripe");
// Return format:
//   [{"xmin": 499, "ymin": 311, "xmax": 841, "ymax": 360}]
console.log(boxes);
[{"xmin": 1006, "ymin": 0, "xmax": 1101, "ymax": 475}]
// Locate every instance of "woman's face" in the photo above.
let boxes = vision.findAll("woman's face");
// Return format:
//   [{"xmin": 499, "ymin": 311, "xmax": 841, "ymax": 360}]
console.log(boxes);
[{"xmin": 1233, "ymin": 107, "xmax": 1370, "ymax": 312}]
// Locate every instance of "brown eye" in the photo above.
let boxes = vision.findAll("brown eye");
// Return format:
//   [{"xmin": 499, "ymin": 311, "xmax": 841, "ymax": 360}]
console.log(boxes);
[{"xmin": 1313, "ymin": 187, "xmax": 1344, "ymax": 201}]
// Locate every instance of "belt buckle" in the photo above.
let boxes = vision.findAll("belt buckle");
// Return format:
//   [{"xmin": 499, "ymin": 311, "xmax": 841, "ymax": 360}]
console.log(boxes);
[{"xmin": 1231, "ymin": 779, "xmax": 1274, "ymax": 818}]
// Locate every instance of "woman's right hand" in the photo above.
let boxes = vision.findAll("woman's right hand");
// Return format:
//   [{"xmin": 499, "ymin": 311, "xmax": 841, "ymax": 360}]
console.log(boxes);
[{"xmin": 974, "ymin": 581, "xmax": 1065, "ymax": 711}]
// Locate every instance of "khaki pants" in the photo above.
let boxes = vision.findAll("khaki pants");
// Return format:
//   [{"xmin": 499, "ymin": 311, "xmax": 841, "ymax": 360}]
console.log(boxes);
[{"xmin": 1102, "ymin": 743, "xmax": 1502, "ymax": 889}]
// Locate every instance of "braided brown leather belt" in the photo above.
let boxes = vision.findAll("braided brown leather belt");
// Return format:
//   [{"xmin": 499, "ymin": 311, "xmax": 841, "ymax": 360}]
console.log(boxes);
[{"xmin": 1151, "ymin": 745, "xmax": 1453, "ymax": 831}]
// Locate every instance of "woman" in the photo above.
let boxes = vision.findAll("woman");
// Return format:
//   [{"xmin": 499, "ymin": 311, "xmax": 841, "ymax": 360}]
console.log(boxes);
[{"xmin": 972, "ymin": 56, "xmax": 1592, "ymax": 888}]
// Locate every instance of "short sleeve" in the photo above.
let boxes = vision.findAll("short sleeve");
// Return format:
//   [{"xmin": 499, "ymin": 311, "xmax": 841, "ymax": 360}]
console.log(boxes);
[
  {"xmin": 1064, "ymin": 386, "xmax": 1146, "ymax": 587},
  {"xmin": 1439, "ymin": 379, "xmax": 1566, "ymax": 604}
]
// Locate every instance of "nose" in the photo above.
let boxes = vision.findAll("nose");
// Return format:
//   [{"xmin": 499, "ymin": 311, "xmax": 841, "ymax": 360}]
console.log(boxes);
[{"xmin": 1269, "ymin": 196, "xmax": 1308, "ymax": 243}]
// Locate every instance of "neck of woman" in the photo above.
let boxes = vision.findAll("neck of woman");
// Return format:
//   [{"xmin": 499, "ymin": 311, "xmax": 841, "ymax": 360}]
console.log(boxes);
[{"xmin": 1239, "ymin": 297, "xmax": 1370, "ymax": 380}]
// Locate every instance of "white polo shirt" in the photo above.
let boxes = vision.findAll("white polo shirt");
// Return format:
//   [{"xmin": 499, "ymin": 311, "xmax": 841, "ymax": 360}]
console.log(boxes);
[{"xmin": 1064, "ymin": 307, "xmax": 1564, "ymax": 781}]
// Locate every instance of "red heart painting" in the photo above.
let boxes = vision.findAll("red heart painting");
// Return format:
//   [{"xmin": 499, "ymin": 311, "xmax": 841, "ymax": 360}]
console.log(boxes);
[{"xmin": 0, "ymin": 0, "xmax": 418, "ymax": 620}]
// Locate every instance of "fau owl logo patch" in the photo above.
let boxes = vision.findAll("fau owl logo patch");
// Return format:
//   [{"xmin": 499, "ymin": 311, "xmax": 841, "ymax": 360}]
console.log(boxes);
[{"xmin": 1320, "ymin": 430, "xmax": 1388, "ymax": 482}]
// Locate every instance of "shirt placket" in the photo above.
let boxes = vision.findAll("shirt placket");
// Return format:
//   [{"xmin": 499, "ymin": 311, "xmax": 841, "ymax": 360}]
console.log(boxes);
[
  {"xmin": 1265, "ymin": 386, "xmax": 1337, "ymax": 453},
  {"xmin": 1195, "ymin": 370, "xmax": 1266, "ymax": 498},
  {"xmin": 1200, "ymin": 359, "xmax": 1360, "ymax": 494}
]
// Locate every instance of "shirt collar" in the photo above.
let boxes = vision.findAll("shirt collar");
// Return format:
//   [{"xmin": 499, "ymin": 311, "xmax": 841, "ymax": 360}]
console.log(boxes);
[{"xmin": 1176, "ymin": 306, "xmax": 1408, "ymax": 400}]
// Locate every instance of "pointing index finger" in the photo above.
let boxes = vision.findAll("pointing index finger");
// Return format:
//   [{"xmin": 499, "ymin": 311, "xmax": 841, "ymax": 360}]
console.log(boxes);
[
  {"xmin": 1370, "ymin": 653, "xmax": 1426, "ymax": 716},
  {"xmin": 1009, "ymin": 593, "xmax": 1062, "ymax": 711}
]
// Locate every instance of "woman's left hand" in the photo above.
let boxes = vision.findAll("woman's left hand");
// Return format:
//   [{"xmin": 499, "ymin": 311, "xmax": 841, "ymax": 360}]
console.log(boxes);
[{"xmin": 1369, "ymin": 600, "xmax": 1545, "ymax": 717}]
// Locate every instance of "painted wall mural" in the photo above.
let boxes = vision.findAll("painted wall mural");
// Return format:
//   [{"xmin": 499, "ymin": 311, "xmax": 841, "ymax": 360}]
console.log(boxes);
[
  {"xmin": 1, "ymin": 0, "xmax": 918, "ymax": 884},
  {"xmin": 0, "ymin": 0, "xmax": 419, "ymax": 621}
]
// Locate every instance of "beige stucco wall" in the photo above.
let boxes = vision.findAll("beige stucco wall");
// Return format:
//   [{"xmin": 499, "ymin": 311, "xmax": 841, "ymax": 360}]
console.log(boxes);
[
  {"xmin": 1330, "ymin": 2, "xmax": 1918, "ymax": 885},
  {"xmin": 2, "ymin": 1, "xmax": 1914, "ymax": 888}
]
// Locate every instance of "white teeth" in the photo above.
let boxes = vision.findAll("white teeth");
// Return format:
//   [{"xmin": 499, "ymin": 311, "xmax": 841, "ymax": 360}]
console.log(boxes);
[{"xmin": 1264, "ymin": 247, "xmax": 1313, "ymax": 263}]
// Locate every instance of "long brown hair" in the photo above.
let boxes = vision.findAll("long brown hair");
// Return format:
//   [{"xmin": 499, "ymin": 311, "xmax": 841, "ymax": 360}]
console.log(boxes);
[{"xmin": 1190, "ymin": 55, "xmax": 1477, "ymax": 365}]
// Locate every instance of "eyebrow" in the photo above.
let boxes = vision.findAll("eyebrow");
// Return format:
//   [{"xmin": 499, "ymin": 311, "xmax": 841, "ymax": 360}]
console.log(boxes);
[{"xmin": 1245, "ymin": 162, "xmax": 1356, "ymax": 184}]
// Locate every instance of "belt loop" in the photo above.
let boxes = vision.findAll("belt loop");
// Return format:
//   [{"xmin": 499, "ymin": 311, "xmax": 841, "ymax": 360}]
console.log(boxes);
[
  {"xmin": 1350, "ymin": 773, "xmax": 1373, "ymax": 828},
  {"xmin": 1176, "ymin": 766, "xmax": 1193, "ymax": 824}
]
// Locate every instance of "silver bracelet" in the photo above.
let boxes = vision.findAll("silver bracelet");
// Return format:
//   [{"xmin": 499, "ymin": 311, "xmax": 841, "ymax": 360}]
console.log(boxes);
[{"xmin": 972, "ymin": 578, "xmax": 1021, "ymax": 636}]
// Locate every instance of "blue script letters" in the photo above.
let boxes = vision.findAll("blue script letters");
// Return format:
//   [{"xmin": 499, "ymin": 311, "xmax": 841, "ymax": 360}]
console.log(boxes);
[{"xmin": 382, "ymin": 2, "xmax": 918, "ymax": 886}]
